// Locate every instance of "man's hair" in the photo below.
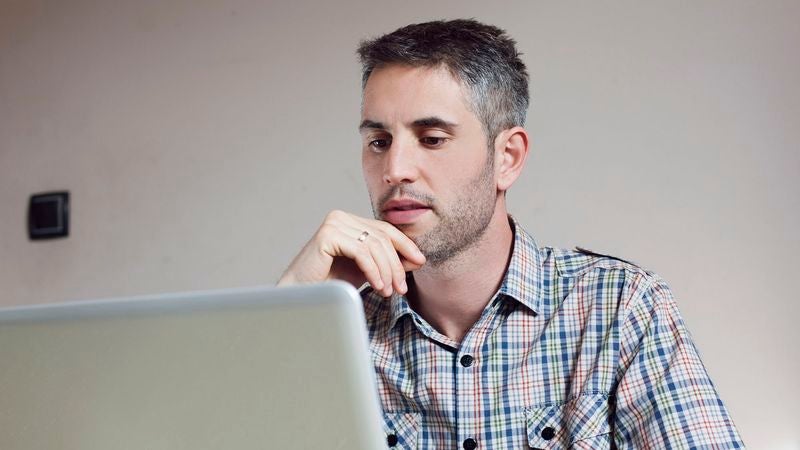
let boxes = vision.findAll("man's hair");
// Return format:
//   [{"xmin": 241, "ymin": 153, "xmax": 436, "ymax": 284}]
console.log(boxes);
[{"xmin": 357, "ymin": 19, "xmax": 529, "ymax": 146}]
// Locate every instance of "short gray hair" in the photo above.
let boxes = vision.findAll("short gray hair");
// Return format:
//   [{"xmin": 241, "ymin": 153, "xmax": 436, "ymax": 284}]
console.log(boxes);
[{"xmin": 357, "ymin": 19, "xmax": 530, "ymax": 146}]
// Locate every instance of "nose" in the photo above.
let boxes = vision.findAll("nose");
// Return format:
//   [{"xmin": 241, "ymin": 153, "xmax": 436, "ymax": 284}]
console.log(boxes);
[{"xmin": 383, "ymin": 138, "xmax": 419, "ymax": 185}]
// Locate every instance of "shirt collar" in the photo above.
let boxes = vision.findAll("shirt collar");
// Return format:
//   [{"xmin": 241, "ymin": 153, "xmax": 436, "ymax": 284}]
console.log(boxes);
[
  {"xmin": 388, "ymin": 289, "xmax": 416, "ymax": 330},
  {"xmin": 385, "ymin": 215, "xmax": 544, "ymax": 329},
  {"xmin": 496, "ymin": 215, "xmax": 543, "ymax": 315}
]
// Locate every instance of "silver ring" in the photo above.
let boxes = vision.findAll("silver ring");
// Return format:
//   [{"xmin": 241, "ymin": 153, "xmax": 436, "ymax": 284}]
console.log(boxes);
[{"xmin": 357, "ymin": 230, "xmax": 370, "ymax": 243}]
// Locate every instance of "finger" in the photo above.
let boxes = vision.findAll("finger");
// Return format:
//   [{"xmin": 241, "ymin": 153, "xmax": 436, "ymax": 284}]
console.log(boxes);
[
  {"xmin": 343, "ymin": 221, "xmax": 409, "ymax": 295},
  {"xmin": 371, "ymin": 220, "xmax": 426, "ymax": 265},
  {"xmin": 400, "ymin": 256, "xmax": 424, "ymax": 272},
  {"xmin": 329, "ymin": 211, "xmax": 424, "ymax": 279},
  {"xmin": 343, "ymin": 224, "xmax": 395, "ymax": 297},
  {"xmin": 335, "ymin": 224, "xmax": 397, "ymax": 297},
  {"xmin": 328, "ymin": 228, "xmax": 385, "ymax": 291},
  {"xmin": 328, "ymin": 211, "xmax": 422, "ymax": 265},
  {"xmin": 363, "ymin": 236, "xmax": 396, "ymax": 297},
  {"xmin": 374, "ymin": 230, "xmax": 409, "ymax": 295}
]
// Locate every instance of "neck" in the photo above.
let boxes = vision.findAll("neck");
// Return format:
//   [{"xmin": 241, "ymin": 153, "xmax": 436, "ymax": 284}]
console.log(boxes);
[{"xmin": 408, "ymin": 202, "xmax": 514, "ymax": 344}]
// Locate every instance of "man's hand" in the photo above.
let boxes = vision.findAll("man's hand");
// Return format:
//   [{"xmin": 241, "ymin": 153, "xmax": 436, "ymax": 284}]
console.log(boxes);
[{"xmin": 277, "ymin": 210, "xmax": 426, "ymax": 297}]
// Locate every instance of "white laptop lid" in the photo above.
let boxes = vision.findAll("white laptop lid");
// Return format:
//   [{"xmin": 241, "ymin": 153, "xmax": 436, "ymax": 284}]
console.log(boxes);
[{"xmin": 0, "ymin": 282, "xmax": 385, "ymax": 450}]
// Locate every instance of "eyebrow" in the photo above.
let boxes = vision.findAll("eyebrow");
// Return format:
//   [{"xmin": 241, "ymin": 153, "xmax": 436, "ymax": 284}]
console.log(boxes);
[
  {"xmin": 410, "ymin": 117, "xmax": 458, "ymax": 131},
  {"xmin": 358, "ymin": 116, "xmax": 459, "ymax": 132},
  {"xmin": 358, "ymin": 120, "xmax": 385, "ymax": 132}
]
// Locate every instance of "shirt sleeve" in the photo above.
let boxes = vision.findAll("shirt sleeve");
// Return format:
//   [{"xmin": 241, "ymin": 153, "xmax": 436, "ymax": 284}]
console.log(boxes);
[{"xmin": 613, "ymin": 275, "xmax": 745, "ymax": 449}]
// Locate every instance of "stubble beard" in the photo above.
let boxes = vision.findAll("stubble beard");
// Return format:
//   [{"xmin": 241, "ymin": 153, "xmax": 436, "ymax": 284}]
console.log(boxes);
[{"xmin": 371, "ymin": 155, "xmax": 497, "ymax": 267}]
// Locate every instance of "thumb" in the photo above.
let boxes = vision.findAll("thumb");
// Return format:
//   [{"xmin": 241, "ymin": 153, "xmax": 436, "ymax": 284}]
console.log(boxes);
[{"xmin": 401, "ymin": 257, "xmax": 424, "ymax": 272}]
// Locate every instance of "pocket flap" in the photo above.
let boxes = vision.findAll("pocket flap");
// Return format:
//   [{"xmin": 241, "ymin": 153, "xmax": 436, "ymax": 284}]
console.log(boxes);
[
  {"xmin": 382, "ymin": 411, "xmax": 421, "ymax": 449},
  {"xmin": 524, "ymin": 394, "xmax": 611, "ymax": 449}
]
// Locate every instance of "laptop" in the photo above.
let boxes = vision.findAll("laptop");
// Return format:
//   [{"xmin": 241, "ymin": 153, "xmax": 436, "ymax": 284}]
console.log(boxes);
[{"xmin": 0, "ymin": 282, "xmax": 386, "ymax": 450}]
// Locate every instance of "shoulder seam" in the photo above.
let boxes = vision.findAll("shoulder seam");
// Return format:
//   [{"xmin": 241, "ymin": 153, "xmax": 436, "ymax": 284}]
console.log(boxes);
[
  {"xmin": 574, "ymin": 246, "xmax": 640, "ymax": 267},
  {"xmin": 551, "ymin": 246, "xmax": 649, "ymax": 279}
]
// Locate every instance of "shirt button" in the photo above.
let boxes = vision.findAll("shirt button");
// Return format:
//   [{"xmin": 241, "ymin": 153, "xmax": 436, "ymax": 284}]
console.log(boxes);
[
  {"xmin": 541, "ymin": 426, "xmax": 555, "ymax": 440},
  {"xmin": 463, "ymin": 437, "xmax": 477, "ymax": 449},
  {"xmin": 460, "ymin": 354, "xmax": 474, "ymax": 367},
  {"xmin": 387, "ymin": 433, "xmax": 398, "ymax": 447}
]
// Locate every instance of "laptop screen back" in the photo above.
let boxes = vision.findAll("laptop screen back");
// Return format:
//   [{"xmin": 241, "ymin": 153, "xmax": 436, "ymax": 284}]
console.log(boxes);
[{"xmin": 0, "ymin": 283, "xmax": 385, "ymax": 450}]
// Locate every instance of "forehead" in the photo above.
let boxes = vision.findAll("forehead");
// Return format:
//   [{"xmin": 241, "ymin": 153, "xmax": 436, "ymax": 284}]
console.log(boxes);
[{"xmin": 361, "ymin": 65, "xmax": 475, "ymax": 125}]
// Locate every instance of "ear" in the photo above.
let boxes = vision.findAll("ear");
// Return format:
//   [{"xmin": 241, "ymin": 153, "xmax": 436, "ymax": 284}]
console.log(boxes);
[{"xmin": 493, "ymin": 126, "xmax": 530, "ymax": 192}]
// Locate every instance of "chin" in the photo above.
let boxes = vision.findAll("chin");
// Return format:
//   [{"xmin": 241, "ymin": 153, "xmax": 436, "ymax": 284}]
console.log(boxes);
[
  {"xmin": 392, "ymin": 221, "xmax": 422, "ymax": 234},
  {"xmin": 391, "ymin": 214, "xmax": 434, "ymax": 234}
]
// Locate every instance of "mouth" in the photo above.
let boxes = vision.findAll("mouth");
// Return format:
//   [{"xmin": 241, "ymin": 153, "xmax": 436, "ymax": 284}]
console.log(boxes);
[{"xmin": 381, "ymin": 199, "xmax": 432, "ymax": 225}]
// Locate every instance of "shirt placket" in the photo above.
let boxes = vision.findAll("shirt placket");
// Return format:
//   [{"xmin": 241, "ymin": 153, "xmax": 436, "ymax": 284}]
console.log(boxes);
[{"xmin": 453, "ymin": 297, "xmax": 506, "ymax": 450}]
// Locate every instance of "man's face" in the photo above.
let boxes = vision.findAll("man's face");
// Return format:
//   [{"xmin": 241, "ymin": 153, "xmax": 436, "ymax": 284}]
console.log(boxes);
[{"xmin": 360, "ymin": 65, "xmax": 498, "ymax": 265}]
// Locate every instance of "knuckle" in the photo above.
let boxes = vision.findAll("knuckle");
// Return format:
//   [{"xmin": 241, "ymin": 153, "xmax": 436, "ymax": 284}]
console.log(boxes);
[
  {"xmin": 354, "ymin": 244, "xmax": 371, "ymax": 258},
  {"xmin": 325, "ymin": 209, "xmax": 345, "ymax": 223},
  {"xmin": 316, "ymin": 223, "xmax": 335, "ymax": 240},
  {"xmin": 375, "ymin": 220, "xmax": 397, "ymax": 235},
  {"xmin": 367, "ymin": 236, "xmax": 384, "ymax": 250},
  {"xmin": 365, "ymin": 263, "xmax": 380, "ymax": 277},
  {"xmin": 375, "ymin": 228, "xmax": 392, "ymax": 241},
  {"xmin": 375, "ymin": 232, "xmax": 395, "ymax": 250}
]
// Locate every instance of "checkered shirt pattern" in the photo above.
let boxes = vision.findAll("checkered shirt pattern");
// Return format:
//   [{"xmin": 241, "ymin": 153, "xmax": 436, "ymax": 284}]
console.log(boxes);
[{"xmin": 361, "ymin": 218, "xmax": 744, "ymax": 449}]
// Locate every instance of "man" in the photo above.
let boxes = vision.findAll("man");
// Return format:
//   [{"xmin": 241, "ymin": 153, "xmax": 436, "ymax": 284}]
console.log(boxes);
[{"xmin": 279, "ymin": 19, "xmax": 744, "ymax": 449}]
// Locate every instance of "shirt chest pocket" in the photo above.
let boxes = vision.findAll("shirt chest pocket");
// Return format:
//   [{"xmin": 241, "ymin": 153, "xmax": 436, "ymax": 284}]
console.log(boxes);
[
  {"xmin": 524, "ymin": 394, "xmax": 612, "ymax": 449},
  {"xmin": 382, "ymin": 412, "xmax": 421, "ymax": 449}
]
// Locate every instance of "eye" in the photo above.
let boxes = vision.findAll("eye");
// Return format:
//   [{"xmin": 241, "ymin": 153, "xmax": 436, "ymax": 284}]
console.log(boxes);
[
  {"xmin": 368, "ymin": 138, "xmax": 391, "ymax": 151},
  {"xmin": 420, "ymin": 136, "xmax": 448, "ymax": 148}
]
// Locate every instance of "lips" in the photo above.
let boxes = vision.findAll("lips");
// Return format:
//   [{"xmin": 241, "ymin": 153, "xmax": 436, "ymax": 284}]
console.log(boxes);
[{"xmin": 382, "ymin": 198, "xmax": 432, "ymax": 225}]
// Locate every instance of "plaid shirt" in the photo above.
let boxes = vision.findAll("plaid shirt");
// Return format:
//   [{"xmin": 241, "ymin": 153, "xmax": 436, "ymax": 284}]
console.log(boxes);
[{"xmin": 361, "ymin": 218, "xmax": 744, "ymax": 449}]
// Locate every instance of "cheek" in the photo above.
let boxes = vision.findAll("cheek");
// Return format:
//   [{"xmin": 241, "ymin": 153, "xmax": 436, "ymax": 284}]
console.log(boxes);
[
  {"xmin": 362, "ymin": 156, "xmax": 384, "ymax": 193},
  {"xmin": 445, "ymin": 158, "xmax": 494, "ymax": 196},
  {"xmin": 434, "ymin": 158, "xmax": 475, "ymax": 185}
]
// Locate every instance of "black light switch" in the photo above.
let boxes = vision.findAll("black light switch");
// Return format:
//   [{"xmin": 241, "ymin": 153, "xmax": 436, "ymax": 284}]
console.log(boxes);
[{"xmin": 28, "ymin": 191, "xmax": 69, "ymax": 240}]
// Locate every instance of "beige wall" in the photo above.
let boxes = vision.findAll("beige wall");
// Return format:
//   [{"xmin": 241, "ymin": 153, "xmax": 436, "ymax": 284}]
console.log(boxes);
[{"xmin": 1, "ymin": 0, "xmax": 798, "ymax": 447}]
